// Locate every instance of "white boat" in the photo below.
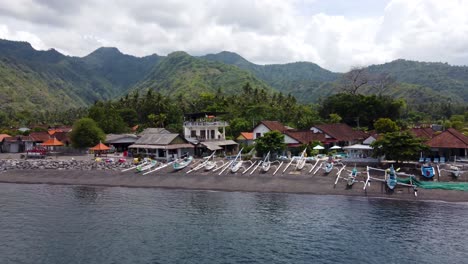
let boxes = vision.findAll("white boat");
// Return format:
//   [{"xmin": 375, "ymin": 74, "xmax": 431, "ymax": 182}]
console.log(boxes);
[
  {"xmin": 260, "ymin": 151, "xmax": 271, "ymax": 172},
  {"xmin": 173, "ymin": 155, "xmax": 193, "ymax": 171},
  {"xmin": 231, "ymin": 161, "xmax": 243, "ymax": 173},
  {"xmin": 136, "ymin": 160, "xmax": 157, "ymax": 172},
  {"xmin": 204, "ymin": 160, "xmax": 217, "ymax": 171},
  {"xmin": 295, "ymin": 148, "xmax": 307, "ymax": 170}
]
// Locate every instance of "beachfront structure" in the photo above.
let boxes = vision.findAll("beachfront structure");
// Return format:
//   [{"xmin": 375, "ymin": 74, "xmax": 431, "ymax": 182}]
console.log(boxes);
[
  {"xmin": 183, "ymin": 112, "xmax": 238, "ymax": 155},
  {"xmin": 236, "ymin": 132, "xmax": 254, "ymax": 146},
  {"xmin": 252, "ymin": 121, "xmax": 290, "ymax": 140},
  {"xmin": 128, "ymin": 128, "xmax": 194, "ymax": 161},
  {"xmin": 105, "ymin": 134, "xmax": 138, "ymax": 152},
  {"xmin": 310, "ymin": 123, "xmax": 367, "ymax": 147},
  {"xmin": 1, "ymin": 135, "xmax": 33, "ymax": 153},
  {"xmin": 426, "ymin": 128, "xmax": 468, "ymax": 160},
  {"xmin": 0, "ymin": 134, "xmax": 11, "ymax": 153}
]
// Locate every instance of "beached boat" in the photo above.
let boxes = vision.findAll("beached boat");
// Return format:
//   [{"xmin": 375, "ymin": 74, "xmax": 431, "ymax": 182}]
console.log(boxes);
[
  {"xmin": 421, "ymin": 165, "xmax": 435, "ymax": 179},
  {"xmin": 204, "ymin": 160, "xmax": 217, "ymax": 171},
  {"xmin": 231, "ymin": 160, "xmax": 243, "ymax": 173},
  {"xmin": 324, "ymin": 162, "xmax": 334, "ymax": 174},
  {"xmin": 136, "ymin": 160, "xmax": 157, "ymax": 172},
  {"xmin": 347, "ymin": 166, "xmax": 359, "ymax": 186},
  {"xmin": 173, "ymin": 156, "xmax": 193, "ymax": 171}
]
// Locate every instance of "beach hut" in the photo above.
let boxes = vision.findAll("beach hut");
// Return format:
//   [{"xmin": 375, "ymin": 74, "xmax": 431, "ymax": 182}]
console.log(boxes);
[
  {"xmin": 42, "ymin": 137, "xmax": 64, "ymax": 148},
  {"xmin": 90, "ymin": 142, "xmax": 111, "ymax": 157}
]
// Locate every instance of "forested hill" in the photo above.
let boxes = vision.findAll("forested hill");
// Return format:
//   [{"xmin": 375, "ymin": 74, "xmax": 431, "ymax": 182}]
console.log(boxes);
[
  {"xmin": 132, "ymin": 51, "xmax": 272, "ymax": 98},
  {"xmin": 0, "ymin": 39, "xmax": 159, "ymax": 111},
  {"xmin": 82, "ymin": 47, "xmax": 160, "ymax": 94},
  {"xmin": 202, "ymin": 51, "xmax": 340, "ymax": 102},
  {"xmin": 0, "ymin": 38, "xmax": 467, "ymax": 116},
  {"xmin": 203, "ymin": 52, "xmax": 468, "ymax": 104},
  {"xmin": 366, "ymin": 59, "xmax": 468, "ymax": 102}
]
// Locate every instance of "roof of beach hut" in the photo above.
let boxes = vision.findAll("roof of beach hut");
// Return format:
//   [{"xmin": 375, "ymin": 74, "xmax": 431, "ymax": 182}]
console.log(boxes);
[
  {"xmin": 90, "ymin": 142, "xmax": 111, "ymax": 151},
  {"xmin": 42, "ymin": 137, "xmax": 64, "ymax": 146}
]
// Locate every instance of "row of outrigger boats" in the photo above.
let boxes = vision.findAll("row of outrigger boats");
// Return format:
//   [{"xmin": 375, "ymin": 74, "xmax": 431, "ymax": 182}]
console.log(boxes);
[{"xmin": 121, "ymin": 148, "xmax": 467, "ymax": 196}]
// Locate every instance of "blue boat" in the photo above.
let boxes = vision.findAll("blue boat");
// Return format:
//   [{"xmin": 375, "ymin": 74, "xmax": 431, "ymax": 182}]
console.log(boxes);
[{"xmin": 421, "ymin": 165, "xmax": 435, "ymax": 179}]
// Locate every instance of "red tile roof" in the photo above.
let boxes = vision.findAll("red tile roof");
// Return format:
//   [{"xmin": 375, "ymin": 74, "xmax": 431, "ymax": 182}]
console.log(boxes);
[
  {"xmin": 239, "ymin": 132, "xmax": 253, "ymax": 140},
  {"xmin": 410, "ymin": 127, "xmax": 434, "ymax": 139},
  {"xmin": 284, "ymin": 130, "xmax": 326, "ymax": 144},
  {"xmin": 426, "ymin": 128, "xmax": 468, "ymax": 148},
  {"xmin": 0, "ymin": 134, "xmax": 11, "ymax": 141},
  {"xmin": 313, "ymin": 123, "xmax": 367, "ymax": 142},
  {"xmin": 259, "ymin": 121, "xmax": 289, "ymax": 132},
  {"xmin": 29, "ymin": 131, "xmax": 51, "ymax": 142},
  {"xmin": 53, "ymin": 132, "xmax": 71, "ymax": 143}
]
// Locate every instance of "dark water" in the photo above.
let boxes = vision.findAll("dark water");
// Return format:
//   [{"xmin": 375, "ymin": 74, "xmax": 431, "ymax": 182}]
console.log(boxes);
[{"xmin": 1, "ymin": 184, "xmax": 467, "ymax": 264}]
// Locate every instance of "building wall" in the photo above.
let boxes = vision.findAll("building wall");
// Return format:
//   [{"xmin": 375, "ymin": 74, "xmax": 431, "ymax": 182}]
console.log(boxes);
[
  {"xmin": 184, "ymin": 126, "xmax": 224, "ymax": 140},
  {"xmin": 252, "ymin": 124, "xmax": 271, "ymax": 139}
]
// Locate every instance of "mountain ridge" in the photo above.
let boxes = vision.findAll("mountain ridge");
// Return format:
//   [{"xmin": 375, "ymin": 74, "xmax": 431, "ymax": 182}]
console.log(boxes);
[{"xmin": 0, "ymin": 39, "xmax": 467, "ymax": 116}]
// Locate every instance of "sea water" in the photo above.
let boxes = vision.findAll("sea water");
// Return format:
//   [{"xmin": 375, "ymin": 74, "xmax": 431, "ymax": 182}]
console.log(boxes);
[{"xmin": 0, "ymin": 183, "xmax": 467, "ymax": 264}]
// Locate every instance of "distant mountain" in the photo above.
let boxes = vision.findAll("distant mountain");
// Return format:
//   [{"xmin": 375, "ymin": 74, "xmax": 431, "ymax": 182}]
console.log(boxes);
[
  {"xmin": 82, "ymin": 47, "xmax": 160, "ymax": 95},
  {"xmin": 133, "ymin": 51, "xmax": 271, "ymax": 98},
  {"xmin": 202, "ymin": 51, "xmax": 340, "ymax": 102},
  {"xmin": 366, "ymin": 59, "xmax": 468, "ymax": 102},
  {"xmin": 0, "ymin": 39, "xmax": 160, "ymax": 112},
  {"xmin": 0, "ymin": 39, "xmax": 467, "ymax": 115}
]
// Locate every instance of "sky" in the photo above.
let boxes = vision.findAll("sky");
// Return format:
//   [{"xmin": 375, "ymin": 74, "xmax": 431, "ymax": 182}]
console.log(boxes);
[{"xmin": 0, "ymin": 0, "xmax": 467, "ymax": 72}]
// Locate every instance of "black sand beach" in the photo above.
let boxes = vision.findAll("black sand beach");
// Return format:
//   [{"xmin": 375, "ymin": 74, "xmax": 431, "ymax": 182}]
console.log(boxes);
[{"xmin": 2, "ymin": 167, "xmax": 468, "ymax": 202}]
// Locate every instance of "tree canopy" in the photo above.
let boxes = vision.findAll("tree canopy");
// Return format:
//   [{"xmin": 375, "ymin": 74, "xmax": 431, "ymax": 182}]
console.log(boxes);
[
  {"xmin": 70, "ymin": 118, "xmax": 106, "ymax": 149},
  {"xmin": 371, "ymin": 131, "xmax": 428, "ymax": 163},
  {"xmin": 254, "ymin": 131, "xmax": 286, "ymax": 156}
]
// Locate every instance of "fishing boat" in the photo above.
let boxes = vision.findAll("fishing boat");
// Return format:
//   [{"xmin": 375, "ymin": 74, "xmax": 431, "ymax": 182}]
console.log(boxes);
[
  {"xmin": 204, "ymin": 160, "xmax": 217, "ymax": 171},
  {"xmin": 324, "ymin": 162, "xmax": 334, "ymax": 174},
  {"xmin": 136, "ymin": 160, "xmax": 158, "ymax": 173},
  {"xmin": 231, "ymin": 160, "xmax": 243, "ymax": 173},
  {"xmin": 347, "ymin": 166, "xmax": 359, "ymax": 186},
  {"xmin": 173, "ymin": 155, "xmax": 193, "ymax": 171},
  {"xmin": 261, "ymin": 151, "xmax": 271, "ymax": 172},
  {"xmin": 295, "ymin": 148, "xmax": 307, "ymax": 170},
  {"xmin": 421, "ymin": 164, "xmax": 435, "ymax": 179},
  {"xmin": 230, "ymin": 148, "xmax": 244, "ymax": 173}
]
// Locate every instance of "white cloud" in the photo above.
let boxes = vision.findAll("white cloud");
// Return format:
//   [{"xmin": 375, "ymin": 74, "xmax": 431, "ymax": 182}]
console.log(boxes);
[{"xmin": 0, "ymin": 0, "xmax": 467, "ymax": 72}]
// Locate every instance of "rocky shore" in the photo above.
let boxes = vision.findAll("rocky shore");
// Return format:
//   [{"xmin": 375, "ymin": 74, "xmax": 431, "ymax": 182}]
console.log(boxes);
[{"xmin": 0, "ymin": 158, "xmax": 133, "ymax": 171}]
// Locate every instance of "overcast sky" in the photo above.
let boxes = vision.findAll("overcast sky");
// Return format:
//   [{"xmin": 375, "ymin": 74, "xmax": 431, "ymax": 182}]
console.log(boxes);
[{"xmin": 0, "ymin": 0, "xmax": 467, "ymax": 72}]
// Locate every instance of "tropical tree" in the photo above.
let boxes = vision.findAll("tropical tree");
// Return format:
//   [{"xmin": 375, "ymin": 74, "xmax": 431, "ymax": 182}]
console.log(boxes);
[
  {"xmin": 371, "ymin": 131, "xmax": 428, "ymax": 163},
  {"xmin": 254, "ymin": 130, "xmax": 285, "ymax": 156},
  {"xmin": 374, "ymin": 118, "xmax": 400, "ymax": 133},
  {"xmin": 70, "ymin": 118, "xmax": 106, "ymax": 149}
]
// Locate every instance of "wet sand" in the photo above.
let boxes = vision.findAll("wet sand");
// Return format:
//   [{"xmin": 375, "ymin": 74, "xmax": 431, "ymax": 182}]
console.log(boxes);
[{"xmin": 1, "ymin": 167, "xmax": 468, "ymax": 202}]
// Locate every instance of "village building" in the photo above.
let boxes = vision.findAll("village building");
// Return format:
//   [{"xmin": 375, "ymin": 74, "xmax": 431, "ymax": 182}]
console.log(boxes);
[
  {"xmin": 310, "ymin": 123, "xmax": 367, "ymax": 147},
  {"xmin": 426, "ymin": 128, "xmax": 468, "ymax": 161},
  {"xmin": 128, "ymin": 128, "xmax": 194, "ymax": 161},
  {"xmin": 236, "ymin": 132, "xmax": 254, "ymax": 146},
  {"xmin": 0, "ymin": 134, "xmax": 11, "ymax": 153},
  {"xmin": 183, "ymin": 112, "xmax": 238, "ymax": 156},
  {"xmin": 1, "ymin": 135, "xmax": 33, "ymax": 153},
  {"xmin": 105, "ymin": 134, "xmax": 138, "ymax": 152},
  {"xmin": 252, "ymin": 121, "xmax": 291, "ymax": 140}
]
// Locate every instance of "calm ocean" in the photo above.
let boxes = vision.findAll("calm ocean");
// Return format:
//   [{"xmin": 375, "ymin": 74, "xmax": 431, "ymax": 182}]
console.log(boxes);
[{"xmin": 1, "ymin": 183, "xmax": 467, "ymax": 264}]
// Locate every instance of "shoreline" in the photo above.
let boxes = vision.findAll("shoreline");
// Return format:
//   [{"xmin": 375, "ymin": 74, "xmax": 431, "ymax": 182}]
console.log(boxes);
[{"xmin": 2, "ymin": 169, "xmax": 468, "ymax": 202}]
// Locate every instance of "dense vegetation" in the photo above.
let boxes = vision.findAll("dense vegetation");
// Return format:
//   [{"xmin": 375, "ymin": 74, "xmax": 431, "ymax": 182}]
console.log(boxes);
[{"xmin": 0, "ymin": 39, "xmax": 467, "ymax": 134}]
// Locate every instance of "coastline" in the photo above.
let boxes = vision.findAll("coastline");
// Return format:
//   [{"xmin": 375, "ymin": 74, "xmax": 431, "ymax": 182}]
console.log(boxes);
[{"xmin": 2, "ymin": 168, "xmax": 468, "ymax": 202}]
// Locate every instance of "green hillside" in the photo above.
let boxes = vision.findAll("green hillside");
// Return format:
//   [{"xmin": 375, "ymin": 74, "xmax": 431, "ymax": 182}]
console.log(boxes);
[
  {"xmin": 133, "ymin": 51, "xmax": 272, "ymax": 98},
  {"xmin": 366, "ymin": 59, "xmax": 468, "ymax": 102},
  {"xmin": 0, "ymin": 39, "xmax": 466, "ymax": 119},
  {"xmin": 82, "ymin": 47, "xmax": 160, "ymax": 95},
  {"xmin": 202, "ymin": 51, "xmax": 340, "ymax": 102}
]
